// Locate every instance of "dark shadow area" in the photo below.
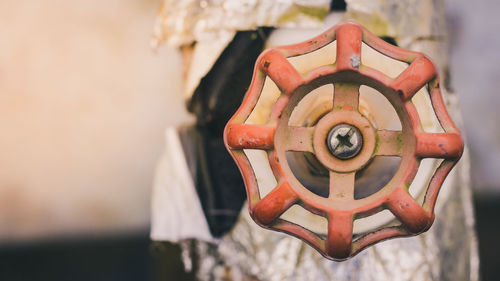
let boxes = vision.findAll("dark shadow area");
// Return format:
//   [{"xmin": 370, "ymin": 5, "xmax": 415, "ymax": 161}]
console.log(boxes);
[
  {"xmin": 0, "ymin": 195, "xmax": 498, "ymax": 281},
  {"xmin": 474, "ymin": 194, "xmax": 500, "ymax": 281},
  {"xmin": 354, "ymin": 156, "xmax": 400, "ymax": 199},
  {"xmin": 286, "ymin": 151, "xmax": 330, "ymax": 198},
  {"xmin": 0, "ymin": 232, "xmax": 153, "ymax": 281}
]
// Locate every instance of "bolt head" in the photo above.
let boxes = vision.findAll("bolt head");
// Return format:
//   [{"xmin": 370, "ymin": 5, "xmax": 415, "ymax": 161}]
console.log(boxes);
[{"xmin": 327, "ymin": 123, "xmax": 363, "ymax": 160}]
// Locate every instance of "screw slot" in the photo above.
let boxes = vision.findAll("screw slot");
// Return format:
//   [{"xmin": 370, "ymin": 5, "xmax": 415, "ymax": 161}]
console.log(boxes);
[{"xmin": 327, "ymin": 123, "xmax": 363, "ymax": 160}]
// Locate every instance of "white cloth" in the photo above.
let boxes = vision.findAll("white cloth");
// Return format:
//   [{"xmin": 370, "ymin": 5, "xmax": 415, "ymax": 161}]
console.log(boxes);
[{"xmin": 150, "ymin": 127, "xmax": 213, "ymax": 242}]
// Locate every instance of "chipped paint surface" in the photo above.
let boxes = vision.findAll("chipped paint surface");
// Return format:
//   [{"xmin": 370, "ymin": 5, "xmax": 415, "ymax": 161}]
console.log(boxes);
[{"xmin": 152, "ymin": 0, "xmax": 330, "ymax": 48}]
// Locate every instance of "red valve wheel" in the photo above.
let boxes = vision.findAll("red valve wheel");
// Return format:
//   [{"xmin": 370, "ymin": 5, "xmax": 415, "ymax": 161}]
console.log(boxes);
[{"xmin": 224, "ymin": 22, "xmax": 464, "ymax": 261}]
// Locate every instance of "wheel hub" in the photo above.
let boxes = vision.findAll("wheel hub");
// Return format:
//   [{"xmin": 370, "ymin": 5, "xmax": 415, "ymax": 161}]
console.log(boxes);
[{"xmin": 327, "ymin": 123, "xmax": 363, "ymax": 160}]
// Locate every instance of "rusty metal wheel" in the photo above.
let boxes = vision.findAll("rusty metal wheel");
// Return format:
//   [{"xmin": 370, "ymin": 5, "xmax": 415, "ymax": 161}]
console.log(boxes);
[{"xmin": 224, "ymin": 21, "xmax": 464, "ymax": 261}]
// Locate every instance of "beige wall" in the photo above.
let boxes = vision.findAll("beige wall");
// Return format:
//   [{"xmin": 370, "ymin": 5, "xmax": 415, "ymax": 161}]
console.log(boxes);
[{"xmin": 0, "ymin": 0, "xmax": 191, "ymax": 240}]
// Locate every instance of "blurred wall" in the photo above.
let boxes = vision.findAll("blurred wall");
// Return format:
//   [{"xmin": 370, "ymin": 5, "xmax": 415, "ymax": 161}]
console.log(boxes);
[
  {"xmin": 447, "ymin": 0, "xmax": 500, "ymax": 194},
  {"xmin": 1, "ymin": 0, "xmax": 499, "ymax": 243},
  {"xmin": 0, "ymin": 0, "xmax": 191, "ymax": 241}
]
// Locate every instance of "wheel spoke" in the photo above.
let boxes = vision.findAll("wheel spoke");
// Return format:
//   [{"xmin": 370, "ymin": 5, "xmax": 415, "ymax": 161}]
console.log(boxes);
[
  {"xmin": 329, "ymin": 171, "xmax": 355, "ymax": 200},
  {"xmin": 391, "ymin": 56, "xmax": 437, "ymax": 101},
  {"xmin": 415, "ymin": 132, "xmax": 463, "ymax": 159},
  {"xmin": 333, "ymin": 83, "xmax": 360, "ymax": 111},
  {"xmin": 226, "ymin": 123, "xmax": 276, "ymax": 150},
  {"xmin": 336, "ymin": 23, "xmax": 362, "ymax": 70},
  {"xmin": 326, "ymin": 211, "xmax": 353, "ymax": 259},
  {"xmin": 376, "ymin": 130, "xmax": 403, "ymax": 156},
  {"xmin": 253, "ymin": 181, "xmax": 297, "ymax": 225},
  {"xmin": 259, "ymin": 49, "xmax": 303, "ymax": 96},
  {"xmin": 386, "ymin": 187, "xmax": 433, "ymax": 234},
  {"xmin": 286, "ymin": 126, "xmax": 315, "ymax": 153}
]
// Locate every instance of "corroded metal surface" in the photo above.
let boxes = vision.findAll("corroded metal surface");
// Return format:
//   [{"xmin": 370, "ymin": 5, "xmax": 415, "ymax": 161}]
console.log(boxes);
[{"xmin": 223, "ymin": 21, "xmax": 464, "ymax": 260}]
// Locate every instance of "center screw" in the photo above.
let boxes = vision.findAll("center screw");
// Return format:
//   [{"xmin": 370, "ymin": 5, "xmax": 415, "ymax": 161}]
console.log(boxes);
[{"xmin": 327, "ymin": 123, "xmax": 363, "ymax": 160}]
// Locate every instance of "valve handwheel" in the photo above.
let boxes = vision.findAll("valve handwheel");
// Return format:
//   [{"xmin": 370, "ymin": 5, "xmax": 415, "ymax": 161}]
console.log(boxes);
[{"xmin": 224, "ymin": 22, "xmax": 464, "ymax": 260}]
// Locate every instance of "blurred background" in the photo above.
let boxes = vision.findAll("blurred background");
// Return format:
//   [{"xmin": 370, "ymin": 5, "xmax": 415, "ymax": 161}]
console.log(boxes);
[{"xmin": 0, "ymin": 0, "xmax": 498, "ymax": 280}]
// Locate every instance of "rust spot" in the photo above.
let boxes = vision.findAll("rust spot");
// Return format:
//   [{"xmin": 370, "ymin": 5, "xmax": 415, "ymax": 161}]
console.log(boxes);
[{"xmin": 439, "ymin": 143, "xmax": 448, "ymax": 155}]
